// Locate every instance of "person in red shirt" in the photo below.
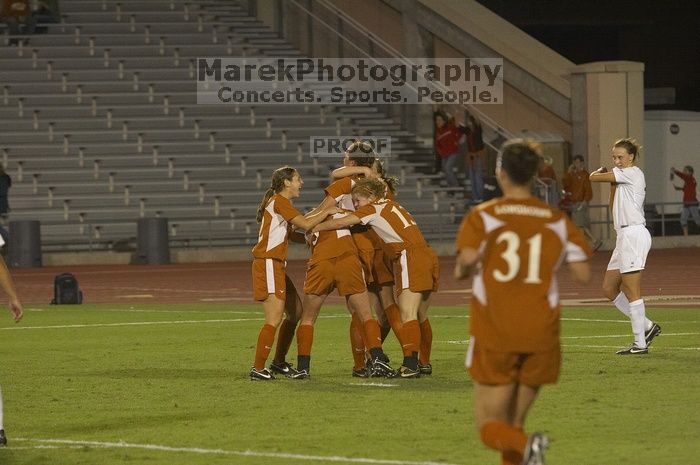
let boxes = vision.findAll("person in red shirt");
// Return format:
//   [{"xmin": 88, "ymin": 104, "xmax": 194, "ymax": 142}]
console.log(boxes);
[
  {"xmin": 249, "ymin": 166, "xmax": 340, "ymax": 381},
  {"xmin": 434, "ymin": 111, "xmax": 463, "ymax": 189},
  {"xmin": 670, "ymin": 165, "xmax": 700, "ymax": 236},
  {"xmin": 455, "ymin": 139, "xmax": 591, "ymax": 465}
]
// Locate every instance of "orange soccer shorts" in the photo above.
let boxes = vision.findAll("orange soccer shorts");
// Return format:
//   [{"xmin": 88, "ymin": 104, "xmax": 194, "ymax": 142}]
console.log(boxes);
[
  {"xmin": 303, "ymin": 251, "xmax": 367, "ymax": 296},
  {"xmin": 394, "ymin": 246, "xmax": 440, "ymax": 295},
  {"xmin": 358, "ymin": 247, "xmax": 395, "ymax": 287},
  {"xmin": 252, "ymin": 258, "xmax": 287, "ymax": 302},
  {"xmin": 465, "ymin": 337, "xmax": 561, "ymax": 386}
]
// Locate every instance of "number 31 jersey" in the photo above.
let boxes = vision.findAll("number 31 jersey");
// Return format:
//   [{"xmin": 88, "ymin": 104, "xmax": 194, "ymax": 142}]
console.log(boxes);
[{"xmin": 455, "ymin": 197, "xmax": 591, "ymax": 352}]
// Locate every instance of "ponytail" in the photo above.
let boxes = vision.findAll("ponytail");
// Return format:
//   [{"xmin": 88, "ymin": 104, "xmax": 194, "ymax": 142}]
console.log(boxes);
[
  {"xmin": 256, "ymin": 166, "xmax": 298, "ymax": 223},
  {"xmin": 256, "ymin": 187, "xmax": 275, "ymax": 223}
]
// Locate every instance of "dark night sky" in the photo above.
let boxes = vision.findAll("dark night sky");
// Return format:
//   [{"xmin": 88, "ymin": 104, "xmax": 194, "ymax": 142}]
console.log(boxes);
[{"xmin": 476, "ymin": 0, "xmax": 700, "ymax": 110}]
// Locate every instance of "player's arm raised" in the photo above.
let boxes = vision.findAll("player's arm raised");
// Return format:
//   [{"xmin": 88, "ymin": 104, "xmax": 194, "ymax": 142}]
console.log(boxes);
[
  {"xmin": 589, "ymin": 166, "xmax": 615, "ymax": 183},
  {"xmin": 330, "ymin": 165, "xmax": 375, "ymax": 180},
  {"xmin": 290, "ymin": 206, "xmax": 342, "ymax": 231},
  {"xmin": 312, "ymin": 213, "xmax": 360, "ymax": 233}
]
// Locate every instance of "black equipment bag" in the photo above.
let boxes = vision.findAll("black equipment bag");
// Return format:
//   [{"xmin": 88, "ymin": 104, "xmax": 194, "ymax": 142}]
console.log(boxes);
[{"xmin": 50, "ymin": 273, "xmax": 83, "ymax": 305}]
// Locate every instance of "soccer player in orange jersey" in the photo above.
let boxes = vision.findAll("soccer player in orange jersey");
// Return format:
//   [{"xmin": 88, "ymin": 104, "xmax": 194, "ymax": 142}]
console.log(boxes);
[
  {"xmin": 249, "ymin": 166, "xmax": 340, "ymax": 381},
  {"xmin": 0, "ymin": 235, "xmax": 24, "ymax": 446},
  {"xmin": 454, "ymin": 139, "xmax": 592, "ymax": 465},
  {"xmin": 312, "ymin": 177, "xmax": 439, "ymax": 378}
]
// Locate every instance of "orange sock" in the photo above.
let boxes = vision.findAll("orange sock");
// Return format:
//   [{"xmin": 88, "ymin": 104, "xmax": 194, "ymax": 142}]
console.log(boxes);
[
  {"xmin": 296, "ymin": 324, "xmax": 314, "ymax": 356},
  {"xmin": 273, "ymin": 318, "xmax": 297, "ymax": 363},
  {"xmin": 253, "ymin": 324, "xmax": 277, "ymax": 370},
  {"xmin": 362, "ymin": 318, "xmax": 383, "ymax": 350},
  {"xmin": 350, "ymin": 313, "xmax": 366, "ymax": 369},
  {"xmin": 419, "ymin": 319, "xmax": 433, "ymax": 365},
  {"xmin": 383, "ymin": 304, "xmax": 403, "ymax": 343},
  {"xmin": 501, "ymin": 450, "xmax": 523, "ymax": 465},
  {"xmin": 399, "ymin": 319, "xmax": 421, "ymax": 356},
  {"xmin": 480, "ymin": 422, "xmax": 527, "ymax": 454}
]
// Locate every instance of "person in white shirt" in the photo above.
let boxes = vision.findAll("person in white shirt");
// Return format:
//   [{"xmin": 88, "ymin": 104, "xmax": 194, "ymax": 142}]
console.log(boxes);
[
  {"xmin": 590, "ymin": 138, "xmax": 661, "ymax": 355},
  {"xmin": 0, "ymin": 235, "xmax": 24, "ymax": 446}
]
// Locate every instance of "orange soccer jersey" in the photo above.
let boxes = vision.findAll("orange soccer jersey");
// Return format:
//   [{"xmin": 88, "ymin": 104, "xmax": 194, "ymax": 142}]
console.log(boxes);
[
  {"xmin": 352, "ymin": 199, "xmax": 429, "ymax": 256},
  {"xmin": 455, "ymin": 197, "xmax": 591, "ymax": 352},
  {"xmin": 251, "ymin": 194, "xmax": 302, "ymax": 261}
]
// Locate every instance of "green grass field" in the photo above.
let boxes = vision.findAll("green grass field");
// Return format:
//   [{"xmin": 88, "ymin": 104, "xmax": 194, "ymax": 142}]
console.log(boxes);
[{"xmin": 1, "ymin": 303, "xmax": 698, "ymax": 465}]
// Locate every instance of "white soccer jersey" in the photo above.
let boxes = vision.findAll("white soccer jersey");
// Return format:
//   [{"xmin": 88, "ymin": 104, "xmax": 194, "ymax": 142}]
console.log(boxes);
[{"xmin": 612, "ymin": 166, "xmax": 646, "ymax": 230}]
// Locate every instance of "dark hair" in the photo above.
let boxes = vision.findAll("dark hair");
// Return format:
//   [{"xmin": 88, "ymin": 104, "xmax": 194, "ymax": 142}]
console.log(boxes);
[
  {"xmin": 498, "ymin": 138, "xmax": 542, "ymax": 186},
  {"xmin": 573, "ymin": 154, "xmax": 584, "ymax": 163},
  {"xmin": 352, "ymin": 178, "xmax": 388, "ymax": 200},
  {"xmin": 434, "ymin": 111, "xmax": 447, "ymax": 124},
  {"xmin": 684, "ymin": 165, "xmax": 694, "ymax": 175},
  {"xmin": 613, "ymin": 138, "xmax": 641, "ymax": 160},
  {"xmin": 372, "ymin": 158, "xmax": 398, "ymax": 196},
  {"xmin": 256, "ymin": 166, "xmax": 298, "ymax": 223},
  {"xmin": 345, "ymin": 140, "xmax": 376, "ymax": 167}
]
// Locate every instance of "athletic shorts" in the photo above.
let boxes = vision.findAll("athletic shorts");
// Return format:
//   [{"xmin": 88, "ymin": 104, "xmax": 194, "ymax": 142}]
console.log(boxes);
[
  {"xmin": 358, "ymin": 248, "xmax": 394, "ymax": 287},
  {"xmin": 304, "ymin": 251, "xmax": 367, "ymax": 296},
  {"xmin": 465, "ymin": 336, "xmax": 560, "ymax": 386},
  {"xmin": 606, "ymin": 225, "xmax": 651, "ymax": 273},
  {"xmin": 252, "ymin": 258, "xmax": 287, "ymax": 302},
  {"xmin": 394, "ymin": 246, "xmax": 439, "ymax": 295}
]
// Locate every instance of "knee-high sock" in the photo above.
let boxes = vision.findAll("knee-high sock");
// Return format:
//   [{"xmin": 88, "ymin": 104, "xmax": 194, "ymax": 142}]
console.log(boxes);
[
  {"xmin": 614, "ymin": 292, "xmax": 653, "ymax": 330},
  {"xmin": 399, "ymin": 320, "xmax": 421, "ymax": 357},
  {"xmin": 480, "ymin": 421, "xmax": 527, "ymax": 454},
  {"xmin": 362, "ymin": 319, "xmax": 383, "ymax": 351},
  {"xmin": 629, "ymin": 299, "xmax": 648, "ymax": 347},
  {"xmin": 501, "ymin": 450, "xmax": 523, "ymax": 465},
  {"xmin": 349, "ymin": 313, "xmax": 366, "ymax": 369},
  {"xmin": 253, "ymin": 324, "xmax": 276, "ymax": 370},
  {"xmin": 383, "ymin": 304, "xmax": 403, "ymax": 343},
  {"xmin": 273, "ymin": 318, "xmax": 297, "ymax": 363},
  {"xmin": 419, "ymin": 319, "xmax": 433, "ymax": 365},
  {"xmin": 296, "ymin": 324, "xmax": 314, "ymax": 356},
  {"xmin": 0, "ymin": 385, "xmax": 4, "ymax": 430}
]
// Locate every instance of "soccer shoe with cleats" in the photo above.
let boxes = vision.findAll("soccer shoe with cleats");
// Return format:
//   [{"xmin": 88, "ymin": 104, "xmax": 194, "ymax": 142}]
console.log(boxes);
[
  {"xmin": 289, "ymin": 369, "xmax": 310, "ymax": 380},
  {"xmin": 250, "ymin": 367, "xmax": 276, "ymax": 381},
  {"xmin": 615, "ymin": 344, "xmax": 648, "ymax": 355},
  {"xmin": 418, "ymin": 363, "xmax": 433, "ymax": 375},
  {"xmin": 397, "ymin": 365, "xmax": 421, "ymax": 379},
  {"xmin": 269, "ymin": 360, "xmax": 295, "ymax": 376},
  {"xmin": 352, "ymin": 367, "xmax": 370, "ymax": 378},
  {"xmin": 0, "ymin": 429, "xmax": 7, "ymax": 447},
  {"xmin": 645, "ymin": 323, "xmax": 661, "ymax": 347},
  {"xmin": 369, "ymin": 358, "xmax": 396, "ymax": 378},
  {"xmin": 522, "ymin": 433, "xmax": 549, "ymax": 465}
]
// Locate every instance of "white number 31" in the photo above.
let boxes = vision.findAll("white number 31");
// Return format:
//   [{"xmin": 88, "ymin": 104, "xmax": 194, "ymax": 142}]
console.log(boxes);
[{"xmin": 493, "ymin": 231, "xmax": 543, "ymax": 284}]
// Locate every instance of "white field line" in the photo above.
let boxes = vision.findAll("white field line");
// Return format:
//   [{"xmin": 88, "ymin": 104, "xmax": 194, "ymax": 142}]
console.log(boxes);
[
  {"xmin": 347, "ymin": 382, "xmax": 398, "ymax": 387},
  {"xmin": 12, "ymin": 438, "xmax": 462, "ymax": 465},
  {"xmin": 562, "ymin": 344, "xmax": 700, "ymax": 351},
  {"xmin": 561, "ymin": 332, "xmax": 700, "ymax": 339}
]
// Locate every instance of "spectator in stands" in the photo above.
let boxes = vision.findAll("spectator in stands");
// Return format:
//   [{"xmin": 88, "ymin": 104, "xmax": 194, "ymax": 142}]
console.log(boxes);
[
  {"xmin": 0, "ymin": 166, "xmax": 11, "ymax": 219},
  {"xmin": 562, "ymin": 155, "xmax": 602, "ymax": 250},
  {"xmin": 670, "ymin": 165, "xmax": 700, "ymax": 236},
  {"xmin": 464, "ymin": 114, "xmax": 486, "ymax": 203},
  {"xmin": 433, "ymin": 110, "xmax": 462, "ymax": 190},
  {"xmin": 536, "ymin": 154, "xmax": 559, "ymax": 205},
  {"xmin": 1, "ymin": 0, "xmax": 36, "ymax": 45}
]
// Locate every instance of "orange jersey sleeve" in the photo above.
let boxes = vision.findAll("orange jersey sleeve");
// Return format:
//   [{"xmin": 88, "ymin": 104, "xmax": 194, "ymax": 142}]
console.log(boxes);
[
  {"xmin": 457, "ymin": 197, "xmax": 592, "ymax": 352},
  {"xmin": 353, "ymin": 200, "xmax": 428, "ymax": 254},
  {"xmin": 251, "ymin": 194, "xmax": 302, "ymax": 260}
]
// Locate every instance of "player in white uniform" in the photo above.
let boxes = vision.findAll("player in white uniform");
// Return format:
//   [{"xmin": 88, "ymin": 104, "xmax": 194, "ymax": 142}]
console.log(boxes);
[
  {"xmin": 0, "ymin": 235, "xmax": 24, "ymax": 446},
  {"xmin": 590, "ymin": 138, "xmax": 661, "ymax": 354}
]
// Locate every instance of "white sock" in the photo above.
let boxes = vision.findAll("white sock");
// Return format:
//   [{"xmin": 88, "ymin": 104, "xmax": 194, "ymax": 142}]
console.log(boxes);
[
  {"xmin": 612, "ymin": 292, "xmax": 631, "ymax": 317},
  {"xmin": 0, "ymin": 385, "xmax": 4, "ymax": 431},
  {"xmin": 629, "ymin": 299, "xmax": 647, "ymax": 348},
  {"xmin": 613, "ymin": 292, "xmax": 653, "ymax": 330}
]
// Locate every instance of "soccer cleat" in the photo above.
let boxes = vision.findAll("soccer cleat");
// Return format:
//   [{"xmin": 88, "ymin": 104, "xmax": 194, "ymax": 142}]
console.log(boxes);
[
  {"xmin": 369, "ymin": 358, "xmax": 396, "ymax": 378},
  {"xmin": 352, "ymin": 367, "xmax": 370, "ymax": 378},
  {"xmin": 418, "ymin": 363, "xmax": 433, "ymax": 375},
  {"xmin": 0, "ymin": 429, "xmax": 6, "ymax": 447},
  {"xmin": 250, "ymin": 367, "xmax": 276, "ymax": 381},
  {"xmin": 397, "ymin": 365, "xmax": 421, "ymax": 379},
  {"xmin": 289, "ymin": 369, "xmax": 310, "ymax": 380},
  {"xmin": 645, "ymin": 323, "xmax": 661, "ymax": 347},
  {"xmin": 269, "ymin": 360, "xmax": 295, "ymax": 375},
  {"xmin": 521, "ymin": 433, "xmax": 549, "ymax": 465},
  {"xmin": 615, "ymin": 344, "xmax": 648, "ymax": 355}
]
